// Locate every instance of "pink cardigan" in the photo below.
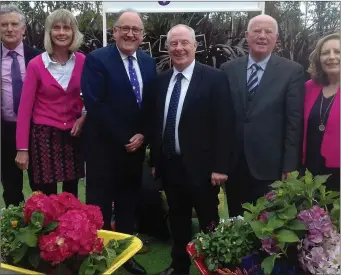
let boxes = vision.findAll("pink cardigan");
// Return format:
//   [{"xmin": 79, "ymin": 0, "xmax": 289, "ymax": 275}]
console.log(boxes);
[
  {"xmin": 302, "ymin": 79, "xmax": 340, "ymax": 168},
  {"xmin": 16, "ymin": 52, "xmax": 85, "ymax": 149}
]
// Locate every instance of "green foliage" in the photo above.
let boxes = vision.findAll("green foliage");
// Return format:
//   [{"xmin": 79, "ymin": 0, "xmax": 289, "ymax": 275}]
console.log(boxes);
[
  {"xmin": 79, "ymin": 237, "xmax": 134, "ymax": 275},
  {"xmin": 194, "ymin": 217, "xmax": 259, "ymax": 272},
  {"xmin": 0, "ymin": 203, "xmax": 25, "ymax": 262},
  {"xmin": 243, "ymin": 169, "xmax": 340, "ymax": 275}
]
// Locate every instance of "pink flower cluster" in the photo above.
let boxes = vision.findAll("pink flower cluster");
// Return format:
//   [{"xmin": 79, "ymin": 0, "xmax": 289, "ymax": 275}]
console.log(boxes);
[
  {"xmin": 297, "ymin": 206, "xmax": 340, "ymax": 274},
  {"xmin": 24, "ymin": 192, "xmax": 104, "ymax": 265},
  {"xmin": 297, "ymin": 205, "xmax": 333, "ymax": 244}
]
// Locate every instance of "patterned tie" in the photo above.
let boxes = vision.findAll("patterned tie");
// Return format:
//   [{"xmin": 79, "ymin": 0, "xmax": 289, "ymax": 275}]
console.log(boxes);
[
  {"xmin": 8, "ymin": 51, "xmax": 23, "ymax": 114},
  {"xmin": 247, "ymin": 63, "xmax": 261, "ymax": 95},
  {"xmin": 163, "ymin": 73, "xmax": 183, "ymax": 158},
  {"xmin": 127, "ymin": 56, "xmax": 142, "ymax": 108}
]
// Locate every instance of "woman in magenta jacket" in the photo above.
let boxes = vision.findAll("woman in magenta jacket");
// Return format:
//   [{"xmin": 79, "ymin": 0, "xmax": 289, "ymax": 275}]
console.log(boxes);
[
  {"xmin": 303, "ymin": 33, "xmax": 340, "ymax": 191},
  {"xmin": 15, "ymin": 9, "xmax": 85, "ymax": 196}
]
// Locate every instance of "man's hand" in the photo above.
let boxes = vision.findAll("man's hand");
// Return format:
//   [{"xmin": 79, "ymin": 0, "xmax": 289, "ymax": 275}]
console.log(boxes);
[
  {"xmin": 15, "ymin": 151, "xmax": 29, "ymax": 170},
  {"xmin": 211, "ymin": 172, "xmax": 228, "ymax": 186},
  {"xmin": 125, "ymin": 134, "xmax": 144, "ymax": 153},
  {"xmin": 151, "ymin": 167, "xmax": 156, "ymax": 179},
  {"xmin": 282, "ymin": 172, "xmax": 291, "ymax": 181},
  {"xmin": 71, "ymin": 115, "xmax": 86, "ymax": 137}
]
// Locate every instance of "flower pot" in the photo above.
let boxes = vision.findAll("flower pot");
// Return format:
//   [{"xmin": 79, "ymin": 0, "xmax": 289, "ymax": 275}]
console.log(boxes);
[
  {"xmin": 187, "ymin": 242, "xmax": 296, "ymax": 275},
  {"xmin": 0, "ymin": 230, "xmax": 142, "ymax": 275}
]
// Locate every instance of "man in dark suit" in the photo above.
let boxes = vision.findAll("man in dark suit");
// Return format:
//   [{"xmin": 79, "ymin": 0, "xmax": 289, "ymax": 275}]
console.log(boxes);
[
  {"xmin": 150, "ymin": 24, "xmax": 235, "ymax": 275},
  {"xmin": 1, "ymin": 4, "xmax": 41, "ymax": 206},
  {"xmin": 220, "ymin": 14, "xmax": 305, "ymax": 217},
  {"xmin": 81, "ymin": 9, "xmax": 156, "ymax": 274}
]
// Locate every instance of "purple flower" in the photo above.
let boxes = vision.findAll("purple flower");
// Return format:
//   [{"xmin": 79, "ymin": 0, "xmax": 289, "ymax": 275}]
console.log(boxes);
[
  {"xmin": 265, "ymin": 191, "xmax": 276, "ymax": 201},
  {"xmin": 261, "ymin": 238, "xmax": 281, "ymax": 255},
  {"xmin": 258, "ymin": 212, "xmax": 269, "ymax": 222}
]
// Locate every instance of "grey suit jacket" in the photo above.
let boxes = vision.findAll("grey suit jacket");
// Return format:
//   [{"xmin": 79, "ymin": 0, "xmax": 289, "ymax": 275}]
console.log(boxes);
[{"xmin": 220, "ymin": 54, "xmax": 305, "ymax": 180}]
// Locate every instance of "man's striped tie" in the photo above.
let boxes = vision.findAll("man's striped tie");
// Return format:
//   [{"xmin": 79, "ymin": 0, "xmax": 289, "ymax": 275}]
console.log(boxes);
[{"xmin": 247, "ymin": 63, "xmax": 261, "ymax": 95}]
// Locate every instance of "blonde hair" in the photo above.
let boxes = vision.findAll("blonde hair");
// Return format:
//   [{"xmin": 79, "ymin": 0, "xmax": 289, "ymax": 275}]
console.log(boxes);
[
  {"xmin": 308, "ymin": 33, "xmax": 340, "ymax": 85},
  {"xmin": 44, "ymin": 9, "xmax": 83, "ymax": 54}
]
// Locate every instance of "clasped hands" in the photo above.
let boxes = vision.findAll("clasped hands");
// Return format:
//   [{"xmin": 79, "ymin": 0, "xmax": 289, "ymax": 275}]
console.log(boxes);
[{"xmin": 125, "ymin": 133, "xmax": 144, "ymax": 153}]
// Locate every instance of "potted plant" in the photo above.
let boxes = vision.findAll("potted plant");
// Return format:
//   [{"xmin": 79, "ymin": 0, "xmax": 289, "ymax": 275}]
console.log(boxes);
[
  {"xmin": 190, "ymin": 217, "xmax": 260, "ymax": 275},
  {"xmin": 188, "ymin": 170, "xmax": 340, "ymax": 275},
  {"xmin": 243, "ymin": 170, "xmax": 340, "ymax": 275},
  {"xmin": 0, "ymin": 191, "xmax": 142, "ymax": 275}
]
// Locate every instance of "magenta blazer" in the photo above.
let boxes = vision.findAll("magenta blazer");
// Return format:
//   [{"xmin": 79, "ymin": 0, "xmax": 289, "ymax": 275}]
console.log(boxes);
[{"xmin": 302, "ymin": 79, "xmax": 340, "ymax": 168}]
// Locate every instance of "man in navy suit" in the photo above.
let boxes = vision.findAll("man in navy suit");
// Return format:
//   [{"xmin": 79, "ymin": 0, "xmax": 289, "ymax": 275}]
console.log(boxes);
[
  {"xmin": 1, "ymin": 4, "xmax": 41, "ymax": 206},
  {"xmin": 81, "ymin": 9, "xmax": 156, "ymax": 274}
]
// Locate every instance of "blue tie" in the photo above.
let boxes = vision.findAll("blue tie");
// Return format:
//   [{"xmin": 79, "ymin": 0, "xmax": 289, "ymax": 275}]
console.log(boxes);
[
  {"xmin": 8, "ymin": 51, "xmax": 23, "ymax": 114},
  {"xmin": 163, "ymin": 73, "xmax": 183, "ymax": 158},
  {"xmin": 247, "ymin": 63, "xmax": 261, "ymax": 95},
  {"xmin": 127, "ymin": 56, "xmax": 142, "ymax": 108}
]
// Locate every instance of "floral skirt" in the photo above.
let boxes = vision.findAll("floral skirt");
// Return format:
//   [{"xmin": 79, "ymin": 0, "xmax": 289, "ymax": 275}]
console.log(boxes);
[{"xmin": 30, "ymin": 123, "xmax": 85, "ymax": 185}]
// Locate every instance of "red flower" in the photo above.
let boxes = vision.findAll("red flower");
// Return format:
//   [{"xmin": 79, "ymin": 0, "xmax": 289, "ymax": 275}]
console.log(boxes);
[
  {"xmin": 24, "ymin": 193, "xmax": 57, "ymax": 226},
  {"xmin": 50, "ymin": 192, "xmax": 83, "ymax": 217},
  {"xmin": 83, "ymin": 205, "xmax": 104, "ymax": 230}
]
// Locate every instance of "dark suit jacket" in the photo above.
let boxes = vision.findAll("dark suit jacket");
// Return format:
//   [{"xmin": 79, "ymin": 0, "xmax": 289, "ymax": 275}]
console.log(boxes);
[
  {"xmin": 220, "ymin": 54, "xmax": 305, "ymax": 180},
  {"xmin": 150, "ymin": 61, "xmax": 235, "ymax": 187},
  {"xmin": 81, "ymin": 45, "xmax": 157, "ymax": 157}
]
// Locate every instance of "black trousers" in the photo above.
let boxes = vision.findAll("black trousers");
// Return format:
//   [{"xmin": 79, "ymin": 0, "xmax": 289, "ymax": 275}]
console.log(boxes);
[
  {"xmin": 161, "ymin": 155, "xmax": 220, "ymax": 273},
  {"xmin": 1, "ymin": 121, "xmax": 27, "ymax": 206},
  {"xmin": 86, "ymin": 147, "xmax": 144, "ymax": 234},
  {"xmin": 225, "ymin": 153, "xmax": 274, "ymax": 217}
]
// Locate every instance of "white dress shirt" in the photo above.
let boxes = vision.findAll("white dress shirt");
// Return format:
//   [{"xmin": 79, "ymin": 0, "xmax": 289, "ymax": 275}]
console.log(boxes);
[
  {"xmin": 247, "ymin": 54, "xmax": 271, "ymax": 85},
  {"xmin": 163, "ymin": 60, "xmax": 196, "ymax": 154},
  {"xmin": 117, "ymin": 47, "xmax": 143, "ymax": 99},
  {"xmin": 42, "ymin": 52, "xmax": 75, "ymax": 91}
]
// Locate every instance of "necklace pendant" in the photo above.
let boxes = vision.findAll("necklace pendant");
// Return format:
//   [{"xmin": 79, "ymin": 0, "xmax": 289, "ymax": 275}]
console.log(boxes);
[{"xmin": 319, "ymin": 124, "xmax": 325, "ymax": 132}]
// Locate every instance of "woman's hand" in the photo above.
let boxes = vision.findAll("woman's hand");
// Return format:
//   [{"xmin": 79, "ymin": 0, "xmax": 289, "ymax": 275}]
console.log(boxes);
[
  {"xmin": 71, "ymin": 115, "xmax": 86, "ymax": 137},
  {"xmin": 15, "ymin": 151, "xmax": 29, "ymax": 170}
]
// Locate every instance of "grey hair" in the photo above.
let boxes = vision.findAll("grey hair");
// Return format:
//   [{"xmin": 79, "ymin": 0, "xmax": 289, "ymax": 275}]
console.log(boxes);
[
  {"xmin": 0, "ymin": 4, "xmax": 26, "ymax": 25},
  {"xmin": 114, "ymin": 8, "xmax": 144, "ymax": 28},
  {"xmin": 44, "ymin": 9, "xmax": 83, "ymax": 55},
  {"xmin": 166, "ymin": 24, "xmax": 196, "ymax": 45},
  {"xmin": 247, "ymin": 14, "xmax": 278, "ymax": 34}
]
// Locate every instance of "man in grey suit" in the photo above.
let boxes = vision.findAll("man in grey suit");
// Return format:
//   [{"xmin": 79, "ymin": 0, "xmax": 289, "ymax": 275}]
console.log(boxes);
[{"xmin": 220, "ymin": 14, "xmax": 305, "ymax": 217}]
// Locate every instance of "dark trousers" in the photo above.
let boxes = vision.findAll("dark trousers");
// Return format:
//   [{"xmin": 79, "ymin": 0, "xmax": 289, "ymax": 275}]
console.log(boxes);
[
  {"xmin": 161, "ymin": 155, "xmax": 220, "ymax": 273},
  {"xmin": 86, "ymin": 148, "xmax": 144, "ymax": 233},
  {"xmin": 32, "ymin": 179, "xmax": 79, "ymax": 197},
  {"xmin": 1, "ymin": 121, "xmax": 26, "ymax": 206},
  {"xmin": 225, "ymin": 153, "xmax": 274, "ymax": 217}
]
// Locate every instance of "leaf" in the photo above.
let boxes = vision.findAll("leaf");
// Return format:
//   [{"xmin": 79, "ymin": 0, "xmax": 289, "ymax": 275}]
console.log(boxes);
[
  {"xmin": 250, "ymin": 221, "xmax": 271, "ymax": 239},
  {"xmin": 266, "ymin": 218, "xmax": 285, "ymax": 231},
  {"xmin": 84, "ymin": 265, "xmax": 96, "ymax": 275},
  {"xmin": 12, "ymin": 244, "xmax": 28, "ymax": 264},
  {"xmin": 313, "ymin": 175, "xmax": 330, "ymax": 189},
  {"xmin": 17, "ymin": 228, "xmax": 38, "ymax": 247},
  {"xmin": 42, "ymin": 221, "xmax": 59, "ymax": 234},
  {"xmin": 79, "ymin": 256, "xmax": 92, "ymax": 275},
  {"xmin": 242, "ymin": 202, "xmax": 255, "ymax": 212},
  {"xmin": 277, "ymin": 204, "xmax": 297, "ymax": 221},
  {"xmin": 103, "ymin": 246, "xmax": 117, "ymax": 267},
  {"xmin": 243, "ymin": 211, "xmax": 253, "ymax": 221},
  {"xmin": 261, "ymin": 254, "xmax": 277, "ymax": 275},
  {"xmin": 270, "ymin": 181, "xmax": 283, "ymax": 188},
  {"xmin": 28, "ymin": 248, "xmax": 41, "ymax": 268},
  {"xmin": 289, "ymin": 171, "xmax": 299, "ymax": 179},
  {"xmin": 30, "ymin": 211, "xmax": 44, "ymax": 226},
  {"xmin": 286, "ymin": 219, "xmax": 307, "ymax": 231},
  {"xmin": 276, "ymin": 229, "xmax": 300, "ymax": 243}
]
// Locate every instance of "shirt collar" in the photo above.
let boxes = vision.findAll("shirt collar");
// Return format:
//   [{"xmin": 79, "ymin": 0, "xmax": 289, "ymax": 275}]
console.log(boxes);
[
  {"xmin": 42, "ymin": 51, "xmax": 75, "ymax": 68},
  {"xmin": 173, "ymin": 59, "xmax": 196, "ymax": 81},
  {"xmin": 247, "ymin": 54, "xmax": 271, "ymax": 71},
  {"xmin": 117, "ymin": 45, "xmax": 137, "ymax": 60},
  {"xmin": 2, "ymin": 41, "xmax": 24, "ymax": 58}
]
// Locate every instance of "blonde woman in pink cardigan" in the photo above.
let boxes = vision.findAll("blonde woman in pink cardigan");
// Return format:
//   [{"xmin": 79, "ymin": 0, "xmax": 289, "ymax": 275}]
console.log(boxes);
[
  {"xmin": 303, "ymin": 33, "xmax": 340, "ymax": 191},
  {"xmin": 15, "ymin": 9, "xmax": 85, "ymax": 196}
]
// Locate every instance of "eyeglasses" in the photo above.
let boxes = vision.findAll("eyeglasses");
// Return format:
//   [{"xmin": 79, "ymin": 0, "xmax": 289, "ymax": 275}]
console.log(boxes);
[{"xmin": 115, "ymin": 26, "xmax": 143, "ymax": 35}]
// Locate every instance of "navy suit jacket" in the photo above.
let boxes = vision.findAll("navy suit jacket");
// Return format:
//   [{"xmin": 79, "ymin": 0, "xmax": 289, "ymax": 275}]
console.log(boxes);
[{"xmin": 81, "ymin": 45, "xmax": 157, "ymax": 151}]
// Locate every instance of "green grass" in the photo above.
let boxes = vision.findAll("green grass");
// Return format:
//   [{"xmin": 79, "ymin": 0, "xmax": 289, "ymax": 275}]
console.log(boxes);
[{"xmin": 0, "ymin": 173, "xmax": 228, "ymax": 274}]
